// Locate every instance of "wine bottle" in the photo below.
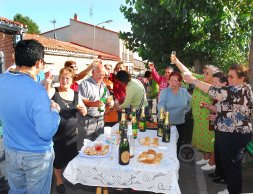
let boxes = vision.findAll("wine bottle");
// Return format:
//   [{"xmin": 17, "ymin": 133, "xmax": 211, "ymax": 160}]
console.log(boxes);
[
  {"xmin": 119, "ymin": 110, "xmax": 127, "ymax": 135},
  {"xmin": 138, "ymin": 106, "xmax": 146, "ymax": 132},
  {"xmin": 131, "ymin": 109, "xmax": 138, "ymax": 139},
  {"xmin": 157, "ymin": 108, "xmax": 164, "ymax": 137},
  {"xmin": 98, "ymin": 87, "xmax": 107, "ymax": 112},
  {"xmin": 162, "ymin": 111, "xmax": 171, "ymax": 143},
  {"xmin": 119, "ymin": 130, "xmax": 130, "ymax": 165}
]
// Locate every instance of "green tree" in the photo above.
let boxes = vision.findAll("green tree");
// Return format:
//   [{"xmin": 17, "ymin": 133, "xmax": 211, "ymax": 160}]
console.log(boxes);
[
  {"xmin": 14, "ymin": 13, "xmax": 40, "ymax": 34},
  {"xmin": 120, "ymin": 0, "xmax": 253, "ymax": 73}
]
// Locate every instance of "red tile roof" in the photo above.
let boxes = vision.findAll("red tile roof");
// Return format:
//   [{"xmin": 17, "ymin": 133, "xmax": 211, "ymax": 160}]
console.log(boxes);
[
  {"xmin": 24, "ymin": 33, "xmax": 120, "ymax": 61},
  {"xmin": 0, "ymin": 16, "xmax": 26, "ymax": 28}
]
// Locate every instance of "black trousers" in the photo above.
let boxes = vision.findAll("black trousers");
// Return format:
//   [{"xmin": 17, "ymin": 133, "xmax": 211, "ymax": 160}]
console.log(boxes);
[
  {"xmin": 214, "ymin": 130, "xmax": 225, "ymax": 179},
  {"xmin": 175, "ymin": 123, "xmax": 185, "ymax": 155},
  {"xmin": 216, "ymin": 131, "xmax": 252, "ymax": 194}
]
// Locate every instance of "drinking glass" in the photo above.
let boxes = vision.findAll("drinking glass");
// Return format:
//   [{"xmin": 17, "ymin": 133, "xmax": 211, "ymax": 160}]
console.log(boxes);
[{"xmin": 171, "ymin": 51, "xmax": 176, "ymax": 64}]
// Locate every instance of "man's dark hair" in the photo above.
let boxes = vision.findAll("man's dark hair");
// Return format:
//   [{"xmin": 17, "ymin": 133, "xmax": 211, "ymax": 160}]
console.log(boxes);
[
  {"xmin": 144, "ymin": 70, "xmax": 152, "ymax": 78},
  {"xmin": 116, "ymin": 70, "xmax": 131, "ymax": 84},
  {"xmin": 213, "ymin": 71, "xmax": 228, "ymax": 85},
  {"xmin": 15, "ymin": 39, "xmax": 44, "ymax": 67}
]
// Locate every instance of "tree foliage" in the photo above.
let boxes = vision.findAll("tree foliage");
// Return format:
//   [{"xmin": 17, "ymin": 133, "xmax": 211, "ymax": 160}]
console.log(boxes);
[
  {"xmin": 120, "ymin": 0, "xmax": 253, "ymax": 72},
  {"xmin": 14, "ymin": 13, "xmax": 40, "ymax": 34}
]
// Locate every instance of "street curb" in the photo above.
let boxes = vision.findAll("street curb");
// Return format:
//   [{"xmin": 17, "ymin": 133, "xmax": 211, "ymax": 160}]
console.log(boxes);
[{"xmin": 194, "ymin": 151, "xmax": 208, "ymax": 194}]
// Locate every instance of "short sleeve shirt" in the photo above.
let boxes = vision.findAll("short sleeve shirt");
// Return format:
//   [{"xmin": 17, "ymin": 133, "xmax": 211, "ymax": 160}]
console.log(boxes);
[{"xmin": 79, "ymin": 76, "xmax": 109, "ymax": 116}]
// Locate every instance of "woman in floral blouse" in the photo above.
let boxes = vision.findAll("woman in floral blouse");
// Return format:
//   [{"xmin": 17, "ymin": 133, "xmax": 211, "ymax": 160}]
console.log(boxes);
[{"xmin": 183, "ymin": 64, "xmax": 253, "ymax": 194}]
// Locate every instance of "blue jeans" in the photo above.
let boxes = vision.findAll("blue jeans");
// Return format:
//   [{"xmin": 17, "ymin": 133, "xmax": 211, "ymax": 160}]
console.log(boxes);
[{"xmin": 5, "ymin": 146, "xmax": 54, "ymax": 194}]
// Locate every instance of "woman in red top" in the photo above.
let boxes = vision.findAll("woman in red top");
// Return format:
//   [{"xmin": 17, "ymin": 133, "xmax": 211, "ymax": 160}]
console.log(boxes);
[{"xmin": 108, "ymin": 61, "xmax": 126, "ymax": 105}]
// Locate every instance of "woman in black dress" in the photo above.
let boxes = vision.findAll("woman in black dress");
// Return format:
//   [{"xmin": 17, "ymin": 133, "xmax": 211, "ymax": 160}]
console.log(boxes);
[{"xmin": 46, "ymin": 67, "xmax": 87, "ymax": 193}]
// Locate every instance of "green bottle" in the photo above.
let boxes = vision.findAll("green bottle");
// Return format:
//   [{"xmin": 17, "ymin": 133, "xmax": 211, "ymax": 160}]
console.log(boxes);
[
  {"xmin": 98, "ymin": 87, "xmax": 107, "ymax": 112},
  {"xmin": 119, "ymin": 110, "xmax": 127, "ymax": 135},
  {"xmin": 162, "ymin": 111, "xmax": 171, "ymax": 143},
  {"xmin": 138, "ymin": 106, "xmax": 146, "ymax": 132},
  {"xmin": 157, "ymin": 108, "xmax": 164, "ymax": 137},
  {"xmin": 131, "ymin": 109, "xmax": 138, "ymax": 139},
  {"xmin": 118, "ymin": 126, "xmax": 130, "ymax": 165}
]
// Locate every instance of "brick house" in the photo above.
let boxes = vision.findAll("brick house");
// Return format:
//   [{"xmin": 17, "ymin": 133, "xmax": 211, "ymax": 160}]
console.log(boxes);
[{"xmin": 0, "ymin": 17, "xmax": 26, "ymax": 73}]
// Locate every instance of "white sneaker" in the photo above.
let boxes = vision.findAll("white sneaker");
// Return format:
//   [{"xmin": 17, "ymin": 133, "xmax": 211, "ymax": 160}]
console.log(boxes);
[
  {"xmin": 217, "ymin": 189, "xmax": 229, "ymax": 194},
  {"xmin": 201, "ymin": 163, "xmax": 216, "ymax": 171},
  {"xmin": 196, "ymin": 159, "xmax": 209, "ymax": 165}
]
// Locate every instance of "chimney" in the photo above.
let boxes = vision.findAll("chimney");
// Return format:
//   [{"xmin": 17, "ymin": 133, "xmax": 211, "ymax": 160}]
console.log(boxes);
[{"xmin": 74, "ymin": 13, "xmax": 78, "ymax": 21}]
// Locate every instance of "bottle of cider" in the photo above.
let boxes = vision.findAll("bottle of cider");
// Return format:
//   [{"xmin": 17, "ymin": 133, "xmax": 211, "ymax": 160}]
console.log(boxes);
[
  {"xmin": 157, "ymin": 108, "xmax": 164, "ymax": 137},
  {"xmin": 138, "ymin": 106, "xmax": 146, "ymax": 132},
  {"xmin": 98, "ymin": 87, "xmax": 107, "ymax": 112},
  {"xmin": 131, "ymin": 109, "xmax": 138, "ymax": 139},
  {"xmin": 119, "ymin": 110, "xmax": 127, "ymax": 135},
  {"xmin": 118, "ymin": 128, "xmax": 130, "ymax": 165},
  {"xmin": 162, "ymin": 111, "xmax": 171, "ymax": 143}
]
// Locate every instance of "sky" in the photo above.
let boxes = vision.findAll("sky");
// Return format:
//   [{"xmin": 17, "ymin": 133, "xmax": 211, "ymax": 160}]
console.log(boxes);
[{"xmin": 0, "ymin": 0, "xmax": 132, "ymax": 33}]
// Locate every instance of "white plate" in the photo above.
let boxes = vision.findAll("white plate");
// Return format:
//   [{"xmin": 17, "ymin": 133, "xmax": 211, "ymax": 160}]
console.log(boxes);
[{"xmin": 78, "ymin": 141, "xmax": 111, "ymax": 158}]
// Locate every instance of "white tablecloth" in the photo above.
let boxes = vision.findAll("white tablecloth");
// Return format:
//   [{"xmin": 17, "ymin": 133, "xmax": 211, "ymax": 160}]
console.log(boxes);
[{"xmin": 63, "ymin": 124, "xmax": 181, "ymax": 194}]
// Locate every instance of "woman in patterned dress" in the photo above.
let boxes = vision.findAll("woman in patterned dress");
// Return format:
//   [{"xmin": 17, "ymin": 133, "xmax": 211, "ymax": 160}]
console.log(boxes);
[
  {"xmin": 183, "ymin": 64, "xmax": 253, "ymax": 194},
  {"xmin": 172, "ymin": 56, "xmax": 219, "ymax": 171}
]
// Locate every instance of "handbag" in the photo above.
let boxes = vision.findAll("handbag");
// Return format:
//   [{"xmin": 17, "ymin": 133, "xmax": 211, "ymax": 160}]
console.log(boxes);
[{"xmin": 246, "ymin": 141, "xmax": 253, "ymax": 155}]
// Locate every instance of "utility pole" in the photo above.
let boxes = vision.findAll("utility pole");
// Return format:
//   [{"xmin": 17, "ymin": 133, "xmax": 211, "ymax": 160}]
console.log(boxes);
[{"xmin": 50, "ymin": 20, "xmax": 57, "ymax": 39}]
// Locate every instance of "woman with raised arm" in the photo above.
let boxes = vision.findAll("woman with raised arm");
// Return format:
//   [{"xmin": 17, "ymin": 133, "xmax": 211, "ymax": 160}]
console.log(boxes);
[
  {"xmin": 148, "ymin": 62, "xmax": 174, "ymax": 95},
  {"xmin": 171, "ymin": 56, "xmax": 219, "ymax": 171},
  {"xmin": 183, "ymin": 64, "xmax": 253, "ymax": 194}
]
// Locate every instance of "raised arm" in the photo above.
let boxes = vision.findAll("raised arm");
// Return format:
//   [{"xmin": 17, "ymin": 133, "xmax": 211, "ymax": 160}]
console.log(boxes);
[
  {"xmin": 75, "ymin": 63, "xmax": 94, "ymax": 82},
  {"xmin": 148, "ymin": 63, "xmax": 162, "ymax": 84},
  {"xmin": 183, "ymin": 74, "xmax": 211, "ymax": 93},
  {"xmin": 171, "ymin": 56, "xmax": 191, "ymax": 74}
]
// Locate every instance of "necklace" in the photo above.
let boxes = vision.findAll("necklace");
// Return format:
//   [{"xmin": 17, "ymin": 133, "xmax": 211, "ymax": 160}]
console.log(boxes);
[{"xmin": 61, "ymin": 98, "xmax": 72, "ymax": 108}]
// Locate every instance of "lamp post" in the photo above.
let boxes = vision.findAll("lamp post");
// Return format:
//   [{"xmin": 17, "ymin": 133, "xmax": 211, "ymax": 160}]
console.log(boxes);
[{"xmin": 92, "ymin": 20, "xmax": 113, "ymax": 58}]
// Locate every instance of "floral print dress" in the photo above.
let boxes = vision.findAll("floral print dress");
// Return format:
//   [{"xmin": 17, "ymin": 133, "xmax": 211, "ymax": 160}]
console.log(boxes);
[{"xmin": 191, "ymin": 75, "xmax": 214, "ymax": 152}]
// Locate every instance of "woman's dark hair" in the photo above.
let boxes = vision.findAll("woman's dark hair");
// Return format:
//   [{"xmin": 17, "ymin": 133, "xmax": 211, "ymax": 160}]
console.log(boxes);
[
  {"xmin": 213, "ymin": 72, "xmax": 228, "ymax": 85},
  {"xmin": 15, "ymin": 39, "xmax": 44, "ymax": 67},
  {"xmin": 116, "ymin": 70, "xmax": 131, "ymax": 84},
  {"xmin": 144, "ymin": 70, "xmax": 152, "ymax": 78},
  {"xmin": 64, "ymin": 60, "xmax": 76, "ymax": 68},
  {"xmin": 229, "ymin": 64, "xmax": 249, "ymax": 82},
  {"xmin": 169, "ymin": 71, "xmax": 182, "ymax": 82}
]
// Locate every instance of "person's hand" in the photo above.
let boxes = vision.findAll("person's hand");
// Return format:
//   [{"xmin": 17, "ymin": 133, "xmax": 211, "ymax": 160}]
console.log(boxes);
[
  {"xmin": 94, "ymin": 100, "xmax": 103, "ymax": 107},
  {"xmin": 208, "ymin": 114, "xmax": 216, "ymax": 121},
  {"xmin": 170, "ymin": 55, "xmax": 180, "ymax": 64},
  {"xmin": 148, "ymin": 63, "xmax": 154, "ymax": 70},
  {"xmin": 182, "ymin": 73, "xmax": 196, "ymax": 84},
  {"xmin": 200, "ymin": 102, "xmax": 210, "ymax": 109},
  {"xmin": 50, "ymin": 100, "xmax": 61, "ymax": 112},
  {"xmin": 77, "ymin": 104, "xmax": 87, "ymax": 116},
  {"xmin": 106, "ymin": 96, "xmax": 114, "ymax": 109}
]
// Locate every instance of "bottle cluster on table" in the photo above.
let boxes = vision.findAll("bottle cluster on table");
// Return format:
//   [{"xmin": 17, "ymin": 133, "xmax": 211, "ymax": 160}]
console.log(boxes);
[{"xmin": 118, "ymin": 107, "xmax": 171, "ymax": 165}]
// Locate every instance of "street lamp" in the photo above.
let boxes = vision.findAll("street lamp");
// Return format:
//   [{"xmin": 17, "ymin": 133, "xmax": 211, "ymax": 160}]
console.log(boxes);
[{"xmin": 92, "ymin": 20, "xmax": 113, "ymax": 57}]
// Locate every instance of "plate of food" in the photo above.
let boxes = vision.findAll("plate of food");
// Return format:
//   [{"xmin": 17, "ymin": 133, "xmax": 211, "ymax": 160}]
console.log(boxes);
[
  {"xmin": 137, "ymin": 149, "xmax": 163, "ymax": 164},
  {"xmin": 79, "ymin": 141, "xmax": 111, "ymax": 158},
  {"xmin": 139, "ymin": 136, "xmax": 159, "ymax": 147}
]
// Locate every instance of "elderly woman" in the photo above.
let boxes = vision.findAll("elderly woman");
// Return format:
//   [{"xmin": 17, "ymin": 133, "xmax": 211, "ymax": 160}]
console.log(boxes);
[
  {"xmin": 183, "ymin": 64, "xmax": 253, "ymax": 194},
  {"xmin": 157, "ymin": 71, "xmax": 191, "ymax": 153},
  {"xmin": 172, "ymin": 56, "xmax": 219, "ymax": 171},
  {"xmin": 46, "ymin": 67, "xmax": 87, "ymax": 193}
]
